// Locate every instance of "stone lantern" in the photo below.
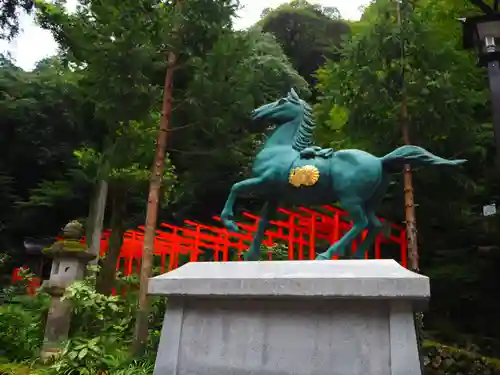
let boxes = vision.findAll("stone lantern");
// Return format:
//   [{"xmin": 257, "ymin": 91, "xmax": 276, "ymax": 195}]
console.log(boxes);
[{"xmin": 40, "ymin": 220, "xmax": 94, "ymax": 361}]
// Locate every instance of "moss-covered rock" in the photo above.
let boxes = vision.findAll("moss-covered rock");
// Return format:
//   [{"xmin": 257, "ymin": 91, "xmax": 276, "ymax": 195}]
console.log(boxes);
[
  {"xmin": 424, "ymin": 340, "xmax": 500, "ymax": 374},
  {"xmin": 42, "ymin": 220, "xmax": 88, "ymax": 258},
  {"xmin": 42, "ymin": 240, "xmax": 89, "ymax": 258}
]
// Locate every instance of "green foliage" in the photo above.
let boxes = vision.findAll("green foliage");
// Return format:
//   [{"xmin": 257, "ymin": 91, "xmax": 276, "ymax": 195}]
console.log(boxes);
[
  {"xmin": 0, "ymin": 253, "xmax": 8, "ymax": 267},
  {"xmin": 0, "ymin": 263, "xmax": 159, "ymax": 371},
  {"xmin": 0, "ymin": 361, "xmax": 40, "ymax": 375},
  {"xmin": 423, "ymin": 341, "xmax": 500, "ymax": 375},
  {"xmin": 0, "ymin": 0, "xmax": 309, "ymax": 239},
  {"xmin": 32, "ymin": 0, "xmax": 244, "ymax": 234},
  {"xmin": 26, "ymin": 268, "xmax": 162, "ymax": 374},
  {"xmin": 73, "ymin": 116, "xmax": 177, "ymax": 206},
  {"xmin": 0, "ymin": 290, "xmax": 50, "ymax": 361},
  {"xmin": 1, "ymin": 0, "xmax": 500, "ymax": 366},
  {"xmin": 314, "ymin": 0, "xmax": 497, "ymax": 233},
  {"xmin": 170, "ymin": 28, "xmax": 308, "ymax": 217},
  {"xmin": 258, "ymin": 0, "xmax": 350, "ymax": 86},
  {"xmin": 35, "ymin": 0, "xmax": 179, "ymax": 241},
  {"xmin": 0, "ymin": 303, "xmax": 44, "ymax": 360},
  {"xmin": 45, "ymin": 337, "xmax": 129, "ymax": 375},
  {"xmin": 0, "ymin": 172, "xmax": 19, "ymax": 235},
  {"xmin": 174, "ymin": 0, "xmax": 239, "ymax": 59},
  {"xmin": 259, "ymin": 243, "xmax": 289, "ymax": 260},
  {"xmin": 70, "ymin": 266, "xmax": 163, "ymax": 337},
  {"xmin": 63, "ymin": 276, "xmax": 134, "ymax": 338},
  {"xmin": 3, "ymin": 267, "xmax": 500, "ymax": 374},
  {"xmin": 423, "ymin": 247, "xmax": 500, "ymax": 348},
  {"xmin": 315, "ymin": 0, "xmax": 486, "ymax": 155},
  {"xmin": 1, "ymin": 268, "xmax": 29, "ymax": 303},
  {"xmin": 0, "ymin": 0, "xmax": 34, "ymax": 40},
  {"xmin": 35, "ymin": 0, "xmax": 168, "ymax": 126},
  {"xmin": 16, "ymin": 181, "xmax": 76, "ymax": 209},
  {"xmin": 35, "ymin": 0, "xmax": 239, "ymax": 128},
  {"xmin": 0, "ymin": 55, "xmax": 88, "ymax": 238},
  {"xmin": 0, "ymin": 253, "xmax": 13, "ymax": 289},
  {"xmin": 314, "ymin": 0, "xmax": 500, "ymax": 347}
]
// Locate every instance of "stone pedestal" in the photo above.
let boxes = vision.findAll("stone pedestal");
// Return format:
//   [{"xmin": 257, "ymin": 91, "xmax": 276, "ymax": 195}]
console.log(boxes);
[
  {"xmin": 149, "ymin": 259, "xmax": 430, "ymax": 375},
  {"xmin": 40, "ymin": 221, "xmax": 94, "ymax": 361}
]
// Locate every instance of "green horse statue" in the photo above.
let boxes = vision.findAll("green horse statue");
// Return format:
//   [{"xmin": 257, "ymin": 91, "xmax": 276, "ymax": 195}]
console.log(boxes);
[{"xmin": 220, "ymin": 88, "xmax": 466, "ymax": 261}]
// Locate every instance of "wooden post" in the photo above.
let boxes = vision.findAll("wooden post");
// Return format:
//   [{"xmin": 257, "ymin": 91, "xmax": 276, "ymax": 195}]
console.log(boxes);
[{"xmin": 132, "ymin": 44, "xmax": 178, "ymax": 355}]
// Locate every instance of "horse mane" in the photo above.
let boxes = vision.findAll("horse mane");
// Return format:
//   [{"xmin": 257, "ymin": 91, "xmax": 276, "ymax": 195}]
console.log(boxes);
[{"xmin": 286, "ymin": 89, "xmax": 315, "ymax": 151}]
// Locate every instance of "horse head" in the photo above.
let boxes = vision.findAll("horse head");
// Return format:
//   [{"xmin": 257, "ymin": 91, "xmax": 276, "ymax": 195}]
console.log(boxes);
[
  {"xmin": 251, "ymin": 88, "xmax": 303, "ymax": 124},
  {"xmin": 251, "ymin": 88, "xmax": 315, "ymax": 150}
]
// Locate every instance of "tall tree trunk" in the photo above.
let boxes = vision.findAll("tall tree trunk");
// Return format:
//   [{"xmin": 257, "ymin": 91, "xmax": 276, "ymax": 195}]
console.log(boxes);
[
  {"xmin": 132, "ymin": 49, "xmax": 178, "ymax": 356},
  {"xmin": 397, "ymin": 1, "xmax": 424, "ymax": 372},
  {"xmin": 396, "ymin": 0, "xmax": 419, "ymax": 273},
  {"xmin": 87, "ymin": 178, "xmax": 109, "ymax": 266},
  {"xmin": 96, "ymin": 186, "xmax": 127, "ymax": 295},
  {"xmin": 85, "ymin": 189, "xmax": 96, "ymax": 246},
  {"xmin": 401, "ymin": 98, "xmax": 419, "ymax": 272}
]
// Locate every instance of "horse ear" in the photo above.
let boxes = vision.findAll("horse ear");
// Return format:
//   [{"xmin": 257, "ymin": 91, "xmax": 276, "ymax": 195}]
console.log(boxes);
[{"xmin": 289, "ymin": 88, "xmax": 299, "ymax": 99}]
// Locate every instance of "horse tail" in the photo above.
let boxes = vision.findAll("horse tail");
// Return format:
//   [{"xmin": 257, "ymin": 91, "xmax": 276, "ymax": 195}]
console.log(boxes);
[{"xmin": 380, "ymin": 145, "xmax": 466, "ymax": 172}]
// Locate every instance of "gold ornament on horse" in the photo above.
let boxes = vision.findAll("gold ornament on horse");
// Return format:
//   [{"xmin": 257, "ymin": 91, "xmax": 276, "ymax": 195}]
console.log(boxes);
[{"xmin": 288, "ymin": 165, "xmax": 320, "ymax": 188}]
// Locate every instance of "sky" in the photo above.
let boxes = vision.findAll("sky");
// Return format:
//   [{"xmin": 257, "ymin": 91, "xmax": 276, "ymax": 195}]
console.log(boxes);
[{"xmin": 0, "ymin": 0, "xmax": 369, "ymax": 71}]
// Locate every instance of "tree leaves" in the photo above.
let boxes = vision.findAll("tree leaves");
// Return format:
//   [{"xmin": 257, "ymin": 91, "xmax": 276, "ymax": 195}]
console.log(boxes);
[
  {"xmin": 0, "ymin": 0, "xmax": 34, "ymax": 40},
  {"xmin": 314, "ymin": 0, "xmax": 494, "ymax": 234},
  {"xmin": 168, "ymin": 28, "xmax": 308, "ymax": 217},
  {"xmin": 36, "ymin": 0, "xmax": 170, "ymax": 127},
  {"xmin": 258, "ymin": 0, "xmax": 350, "ymax": 87}
]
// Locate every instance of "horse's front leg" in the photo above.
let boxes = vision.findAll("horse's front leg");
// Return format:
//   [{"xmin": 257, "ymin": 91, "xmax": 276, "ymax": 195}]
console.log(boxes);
[
  {"xmin": 220, "ymin": 177, "xmax": 263, "ymax": 233},
  {"xmin": 244, "ymin": 200, "xmax": 278, "ymax": 261}
]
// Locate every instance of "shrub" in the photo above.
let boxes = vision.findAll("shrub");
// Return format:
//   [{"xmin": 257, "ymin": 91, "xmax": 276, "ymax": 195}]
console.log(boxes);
[
  {"xmin": 0, "ymin": 361, "xmax": 39, "ymax": 375},
  {"xmin": 39, "ymin": 268, "xmax": 163, "ymax": 373},
  {"xmin": 41, "ymin": 337, "xmax": 155, "ymax": 375},
  {"xmin": 43, "ymin": 337, "xmax": 129, "ymax": 375},
  {"xmin": 0, "ymin": 269, "xmax": 50, "ymax": 362},
  {"xmin": 259, "ymin": 243, "xmax": 289, "ymax": 260},
  {"xmin": 424, "ymin": 340, "xmax": 500, "ymax": 375},
  {"xmin": 7, "ymin": 265, "xmax": 500, "ymax": 375}
]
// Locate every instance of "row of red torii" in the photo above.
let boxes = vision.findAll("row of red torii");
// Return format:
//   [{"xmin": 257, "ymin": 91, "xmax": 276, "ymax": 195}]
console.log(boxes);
[
  {"xmin": 12, "ymin": 205, "xmax": 407, "ymax": 295},
  {"xmin": 93, "ymin": 205, "xmax": 408, "ymax": 276}
]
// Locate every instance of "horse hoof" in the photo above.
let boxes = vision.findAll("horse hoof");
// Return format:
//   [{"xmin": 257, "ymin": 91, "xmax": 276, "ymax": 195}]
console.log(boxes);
[
  {"xmin": 315, "ymin": 253, "xmax": 330, "ymax": 260},
  {"xmin": 243, "ymin": 252, "xmax": 259, "ymax": 261}
]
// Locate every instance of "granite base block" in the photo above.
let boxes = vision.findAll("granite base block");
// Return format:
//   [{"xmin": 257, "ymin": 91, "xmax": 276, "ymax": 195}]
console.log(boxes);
[{"xmin": 149, "ymin": 260, "xmax": 430, "ymax": 375}]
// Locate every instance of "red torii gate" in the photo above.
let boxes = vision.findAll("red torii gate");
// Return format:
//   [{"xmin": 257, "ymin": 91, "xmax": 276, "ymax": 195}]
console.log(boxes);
[
  {"xmin": 103, "ymin": 204, "xmax": 407, "ymax": 277},
  {"xmin": 12, "ymin": 204, "xmax": 407, "ymax": 294}
]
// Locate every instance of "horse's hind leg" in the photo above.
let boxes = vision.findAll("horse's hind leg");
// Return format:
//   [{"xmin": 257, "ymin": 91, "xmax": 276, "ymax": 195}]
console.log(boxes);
[
  {"xmin": 316, "ymin": 202, "xmax": 369, "ymax": 260},
  {"xmin": 352, "ymin": 174, "xmax": 389, "ymax": 259},
  {"xmin": 352, "ymin": 211, "xmax": 382, "ymax": 259},
  {"xmin": 220, "ymin": 177, "xmax": 263, "ymax": 232}
]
